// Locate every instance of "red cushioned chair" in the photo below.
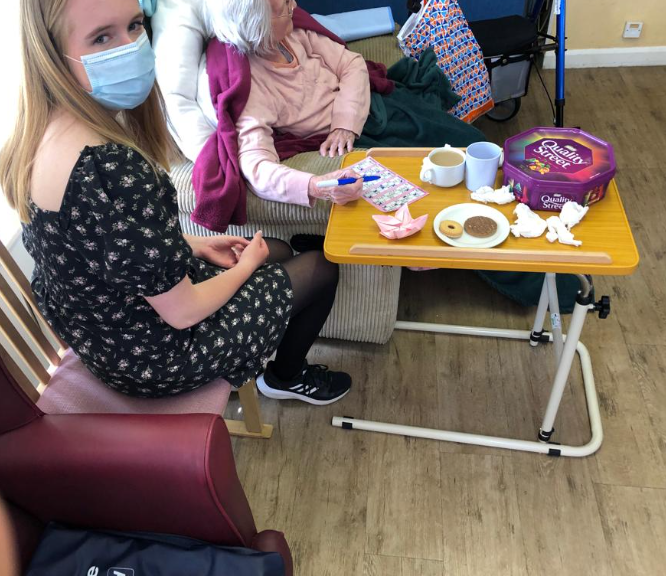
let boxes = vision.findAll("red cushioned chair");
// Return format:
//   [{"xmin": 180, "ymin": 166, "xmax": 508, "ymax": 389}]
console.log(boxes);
[
  {"xmin": 0, "ymin": 241, "xmax": 291, "ymax": 574},
  {"xmin": 0, "ymin": 359, "xmax": 293, "ymax": 575}
]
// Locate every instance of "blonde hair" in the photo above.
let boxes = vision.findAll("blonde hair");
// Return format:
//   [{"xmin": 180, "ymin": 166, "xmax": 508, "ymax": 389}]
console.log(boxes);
[{"xmin": 0, "ymin": 0, "xmax": 180, "ymax": 222}]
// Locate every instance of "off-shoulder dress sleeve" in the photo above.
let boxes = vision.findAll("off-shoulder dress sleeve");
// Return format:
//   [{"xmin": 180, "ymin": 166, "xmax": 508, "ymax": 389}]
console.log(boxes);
[{"xmin": 66, "ymin": 144, "xmax": 192, "ymax": 297}]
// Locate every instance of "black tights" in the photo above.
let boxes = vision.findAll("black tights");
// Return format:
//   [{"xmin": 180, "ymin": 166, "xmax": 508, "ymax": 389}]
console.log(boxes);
[{"xmin": 263, "ymin": 238, "xmax": 339, "ymax": 380}]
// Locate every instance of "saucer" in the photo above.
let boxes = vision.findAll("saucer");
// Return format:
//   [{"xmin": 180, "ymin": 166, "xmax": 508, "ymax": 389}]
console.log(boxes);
[{"xmin": 433, "ymin": 203, "xmax": 510, "ymax": 249}]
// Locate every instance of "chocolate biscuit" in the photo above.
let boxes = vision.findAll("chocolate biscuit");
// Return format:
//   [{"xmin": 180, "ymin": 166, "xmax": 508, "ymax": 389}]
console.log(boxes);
[{"xmin": 464, "ymin": 216, "xmax": 498, "ymax": 238}]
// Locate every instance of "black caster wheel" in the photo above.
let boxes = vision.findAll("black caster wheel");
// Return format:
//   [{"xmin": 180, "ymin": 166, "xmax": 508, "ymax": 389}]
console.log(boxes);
[{"xmin": 486, "ymin": 97, "xmax": 522, "ymax": 122}]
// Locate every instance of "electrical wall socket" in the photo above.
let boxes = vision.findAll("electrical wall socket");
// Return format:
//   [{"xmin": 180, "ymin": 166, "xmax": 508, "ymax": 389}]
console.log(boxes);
[{"xmin": 623, "ymin": 21, "xmax": 643, "ymax": 39}]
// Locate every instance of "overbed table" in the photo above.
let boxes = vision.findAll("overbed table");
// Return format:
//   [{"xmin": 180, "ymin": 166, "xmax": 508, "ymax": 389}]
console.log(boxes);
[{"xmin": 324, "ymin": 148, "xmax": 639, "ymax": 457}]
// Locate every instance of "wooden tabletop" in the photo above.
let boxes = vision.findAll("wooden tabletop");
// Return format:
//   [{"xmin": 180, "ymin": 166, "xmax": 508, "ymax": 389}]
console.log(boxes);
[{"xmin": 324, "ymin": 148, "xmax": 639, "ymax": 275}]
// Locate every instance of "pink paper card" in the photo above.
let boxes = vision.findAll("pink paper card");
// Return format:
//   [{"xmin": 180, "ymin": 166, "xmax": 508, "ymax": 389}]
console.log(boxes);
[{"xmin": 346, "ymin": 156, "xmax": 428, "ymax": 212}]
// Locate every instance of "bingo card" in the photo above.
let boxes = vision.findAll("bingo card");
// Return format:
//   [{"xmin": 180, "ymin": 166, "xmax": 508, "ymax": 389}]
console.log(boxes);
[{"xmin": 346, "ymin": 156, "xmax": 428, "ymax": 212}]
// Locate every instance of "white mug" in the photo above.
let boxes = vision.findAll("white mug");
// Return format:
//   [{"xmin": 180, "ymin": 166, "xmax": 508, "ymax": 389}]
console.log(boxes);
[
  {"xmin": 464, "ymin": 142, "xmax": 504, "ymax": 192},
  {"xmin": 420, "ymin": 145, "xmax": 466, "ymax": 188}
]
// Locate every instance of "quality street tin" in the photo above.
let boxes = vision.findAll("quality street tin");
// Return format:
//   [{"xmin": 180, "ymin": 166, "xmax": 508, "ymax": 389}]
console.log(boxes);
[{"xmin": 503, "ymin": 127, "xmax": 616, "ymax": 211}]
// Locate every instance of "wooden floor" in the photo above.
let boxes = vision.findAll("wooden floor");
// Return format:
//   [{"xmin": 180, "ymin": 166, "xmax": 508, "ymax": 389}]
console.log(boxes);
[{"xmin": 226, "ymin": 67, "xmax": 666, "ymax": 575}]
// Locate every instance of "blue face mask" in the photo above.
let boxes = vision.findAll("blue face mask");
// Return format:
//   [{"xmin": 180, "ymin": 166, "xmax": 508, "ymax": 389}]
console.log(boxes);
[{"xmin": 66, "ymin": 32, "xmax": 155, "ymax": 110}]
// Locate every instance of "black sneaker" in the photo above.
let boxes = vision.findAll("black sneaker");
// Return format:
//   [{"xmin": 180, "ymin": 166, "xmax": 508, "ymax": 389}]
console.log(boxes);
[{"xmin": 256, "ymin": 361, "xmax": 352, "ymax": 405}]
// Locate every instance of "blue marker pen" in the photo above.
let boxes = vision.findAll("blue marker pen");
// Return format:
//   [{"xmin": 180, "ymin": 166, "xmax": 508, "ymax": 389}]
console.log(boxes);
[{"xmin": 315, "ymin": 175, "xmax": 380, "ymax": 188}]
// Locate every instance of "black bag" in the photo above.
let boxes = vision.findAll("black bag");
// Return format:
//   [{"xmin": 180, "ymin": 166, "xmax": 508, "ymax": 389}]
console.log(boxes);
[{"xmin": 26, "ymin": 524, "xmax": 285, "ymax": 576}]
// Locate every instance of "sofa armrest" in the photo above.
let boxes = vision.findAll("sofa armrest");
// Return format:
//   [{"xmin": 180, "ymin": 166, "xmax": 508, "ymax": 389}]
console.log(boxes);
[
  {"xmin": 170, "ymin": 151, "xmax": 341, "ymax": 233},
  {"xmin": 0, "ymin": 413, "xmax": 257, "ymax": 548}
]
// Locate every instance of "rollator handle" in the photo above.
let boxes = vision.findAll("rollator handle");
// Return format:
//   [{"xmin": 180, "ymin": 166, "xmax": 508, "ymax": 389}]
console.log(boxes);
[{"xmin": 593, "ymin": 295, "xmax": 611, "ymax": 319}]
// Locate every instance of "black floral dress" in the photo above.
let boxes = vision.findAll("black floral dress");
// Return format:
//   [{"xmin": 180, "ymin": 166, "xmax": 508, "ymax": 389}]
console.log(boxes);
[{"xmin": 23, "ymin": 143, "xmax": 293, "ymax": 397}]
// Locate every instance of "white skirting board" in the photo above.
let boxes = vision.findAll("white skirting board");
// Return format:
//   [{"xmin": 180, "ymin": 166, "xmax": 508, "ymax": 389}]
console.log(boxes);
[{"xmin": 543, "ymin": 46, "xmax": 666, "ymax": 69}]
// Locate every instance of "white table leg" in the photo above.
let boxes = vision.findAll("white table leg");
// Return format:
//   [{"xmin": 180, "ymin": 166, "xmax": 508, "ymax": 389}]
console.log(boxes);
[
  {"xmin": 332, "ymin": 275, "xmax": 604, "ymax": 458},
  {"xmin": 546, "ymin": 273, "xmax": 564, "ymax": 363},
  {"xmin": 538, "ymin": 274, "xmax": 595, "ymax": 442},
  {"xmin": 530, "ymin": 278, "xmax": 550, "ymax": 347}
]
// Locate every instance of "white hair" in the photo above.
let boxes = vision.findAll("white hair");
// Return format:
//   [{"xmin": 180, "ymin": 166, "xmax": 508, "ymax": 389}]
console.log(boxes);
[{"xmin": 203, "ymin": 0, "xmax": 275, "ymax": 56}]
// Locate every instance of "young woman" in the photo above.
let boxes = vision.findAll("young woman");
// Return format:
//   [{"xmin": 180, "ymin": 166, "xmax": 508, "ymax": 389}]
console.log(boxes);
[{"xmin": 0, "ymin": 0, "xmax": 353, "ymax": 405}]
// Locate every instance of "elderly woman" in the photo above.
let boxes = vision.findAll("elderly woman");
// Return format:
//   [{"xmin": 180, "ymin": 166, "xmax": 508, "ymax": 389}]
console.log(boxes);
[
  {"xmin": 153, "ymin": 0, "xmax": 484, "ymax": 223},
  {"xmin": 202, "ymin": 0, "xmax": 370, "ymax": 208}
]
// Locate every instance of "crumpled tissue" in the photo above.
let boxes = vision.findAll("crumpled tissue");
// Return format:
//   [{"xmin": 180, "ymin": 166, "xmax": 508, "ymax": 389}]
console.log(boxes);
[
  {"xmin": 545, "ymin": 201, "xmax": 588, "ymax": 246},
  {"xmin": 471, "ymin": 185, "xmax": 516, "ymax": 205},
  {"xmin": 510, "ymin": 204, "xmax": 547, "ymax": 238},
  {"xmin": 546, "ymin": 216, "xmax": 583, "ymax": 246},
  {"xmin": 559, "ymin": 201, "xmax": 589, "ymax": 229},
  {"xmin": 372, "ymin": 204, "xmax": 428, "ymax": 239},
  {"xmin": 511, "ymin": 201, "xmax": 589, "ymax": 245}
]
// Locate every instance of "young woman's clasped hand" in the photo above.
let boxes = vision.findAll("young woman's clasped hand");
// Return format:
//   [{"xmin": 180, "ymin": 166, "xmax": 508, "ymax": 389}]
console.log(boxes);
[
  {"xmin": 184, "ymin": 234, "xmax": 248, "ymax": 268},
  {"xmin": 236, "ymin": 231, "xmax": 270, "ymax": 271},
  {"xmin": 184, "ymin": 231, "xmax": 269, "ymax": 270}
]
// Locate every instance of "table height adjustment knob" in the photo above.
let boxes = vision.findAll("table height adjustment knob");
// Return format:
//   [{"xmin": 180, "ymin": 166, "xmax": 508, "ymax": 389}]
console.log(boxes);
[{"xmin": 593, "ymin": 295, "xmax": 611, "ymax": 319}]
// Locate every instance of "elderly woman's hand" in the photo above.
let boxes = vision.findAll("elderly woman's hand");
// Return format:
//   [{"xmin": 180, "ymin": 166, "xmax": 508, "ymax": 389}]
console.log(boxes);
[
  {"xmin": 308, "ymin": 169, "xmax": 364, "ymax": 205},
  {"xmin": 320, "ymin": 128, "xmax": 356, "ymax": 158}
]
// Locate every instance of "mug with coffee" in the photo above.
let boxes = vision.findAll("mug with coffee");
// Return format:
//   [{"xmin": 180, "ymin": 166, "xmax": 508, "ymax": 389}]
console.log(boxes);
[{"xmin": 420, "ymin": 145, "xmax": 466, "ymax": 188}]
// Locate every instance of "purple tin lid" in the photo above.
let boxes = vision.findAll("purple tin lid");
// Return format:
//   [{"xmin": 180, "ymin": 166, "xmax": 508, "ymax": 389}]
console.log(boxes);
[{"xmin": 504, "ymin": 127, "xmax": 616, "ymax": 193}]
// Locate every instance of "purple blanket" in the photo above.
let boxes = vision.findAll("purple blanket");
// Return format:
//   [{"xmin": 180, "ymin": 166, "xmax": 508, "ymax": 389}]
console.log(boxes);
[{"xmin": 191, "ymin": 8, "xmax": 394, "ymax": 233}]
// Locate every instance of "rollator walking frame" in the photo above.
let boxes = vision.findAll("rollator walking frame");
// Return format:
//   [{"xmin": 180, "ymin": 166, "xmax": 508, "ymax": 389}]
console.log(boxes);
[{"xmin": 468, "ymin": 0, "xmax": 568, "ymax": 126}]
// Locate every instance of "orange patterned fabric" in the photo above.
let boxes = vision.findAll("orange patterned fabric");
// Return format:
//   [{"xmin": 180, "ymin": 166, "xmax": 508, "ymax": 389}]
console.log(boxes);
[{"xmin": 399, "ymin": 0, "xmax": 494, "ymax": 123}]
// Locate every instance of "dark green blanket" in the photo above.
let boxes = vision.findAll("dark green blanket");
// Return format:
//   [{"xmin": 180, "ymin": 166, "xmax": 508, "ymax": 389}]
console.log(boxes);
[
  {"xmin": 357, "ymin": 49, "xmax": 486, "ymax": 148},
  {"xmin": 475, "ymin": 271, "xmax": 583, "ymax": 313},
  {"xmin": 357, "ymin": 50, "xmax": 581, "ymax": 312}
]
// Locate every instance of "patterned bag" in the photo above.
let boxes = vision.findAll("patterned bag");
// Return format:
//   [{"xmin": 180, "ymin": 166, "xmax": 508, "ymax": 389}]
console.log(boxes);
[{"xmin": 398, "ymin": 0, "xmax": 494, "ymax": 123}]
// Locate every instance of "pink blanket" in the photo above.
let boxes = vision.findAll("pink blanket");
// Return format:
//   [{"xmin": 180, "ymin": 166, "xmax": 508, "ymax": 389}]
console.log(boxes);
[{"xmin": 191, "ymin": 8, "xmax": 393, "ymax": 233}]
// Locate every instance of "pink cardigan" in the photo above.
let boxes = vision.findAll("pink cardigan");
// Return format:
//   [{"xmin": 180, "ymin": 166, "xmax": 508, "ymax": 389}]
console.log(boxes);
[
  {"xmin": 191, "ymin": 8, "xmax": 393, "ymax": 233},
  {"xmin": 235, "ymin": 30, "xmax": 370, "ymax": 207}
]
